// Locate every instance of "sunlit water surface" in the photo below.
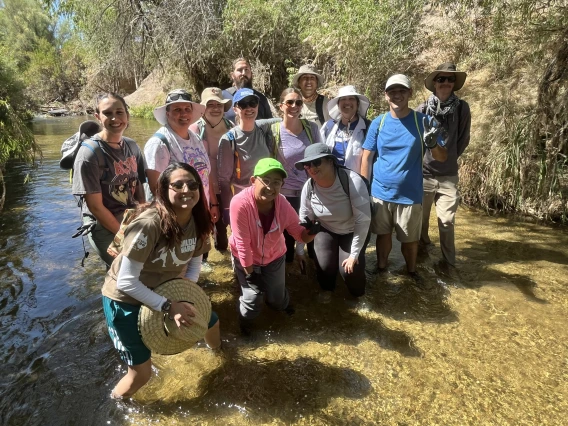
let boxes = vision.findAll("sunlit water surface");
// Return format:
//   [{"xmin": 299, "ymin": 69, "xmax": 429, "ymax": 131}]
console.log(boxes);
[{"xmin": 0, "ymin": 116, "xmax": 566, "ymax": 425}]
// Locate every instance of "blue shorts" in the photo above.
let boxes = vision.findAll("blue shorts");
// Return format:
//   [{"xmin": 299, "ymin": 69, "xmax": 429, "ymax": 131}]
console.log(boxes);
[{"xmin": 102, "ymin": 296, "xmax": 219, "ymax": 366}]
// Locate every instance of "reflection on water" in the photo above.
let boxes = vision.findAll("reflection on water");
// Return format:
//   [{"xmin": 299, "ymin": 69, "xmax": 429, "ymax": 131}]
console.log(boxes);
[{"xmin": 0, "ymin": 117, "xmax": 566, "ymax": 425}]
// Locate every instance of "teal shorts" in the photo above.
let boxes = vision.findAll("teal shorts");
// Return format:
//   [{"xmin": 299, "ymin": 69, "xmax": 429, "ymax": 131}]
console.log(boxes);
[{"xmin": 102, "ymin": 296, "xmax": 219, "ymax": 366}]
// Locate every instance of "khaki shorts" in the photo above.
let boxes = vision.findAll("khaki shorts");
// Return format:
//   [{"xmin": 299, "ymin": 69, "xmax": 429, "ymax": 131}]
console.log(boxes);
[{"xmin": 371, "ymin": 198, "xmax": 422, "ymax": 242}]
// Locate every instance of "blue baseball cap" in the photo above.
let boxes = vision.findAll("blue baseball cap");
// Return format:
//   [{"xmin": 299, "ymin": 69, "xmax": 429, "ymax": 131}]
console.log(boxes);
[{"xmin": 233, "ymin": 88, "xmax": 259, "ymax": 104}]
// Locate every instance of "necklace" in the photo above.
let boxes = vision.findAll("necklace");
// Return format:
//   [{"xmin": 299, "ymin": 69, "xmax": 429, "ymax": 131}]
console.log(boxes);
[
  {"xmin": 303, "ymin": 93, "xmax": 318, "ymax": 103},
  {"xmin": 203, "ymin": 116, "xmax": 225, "ymax": 129}
]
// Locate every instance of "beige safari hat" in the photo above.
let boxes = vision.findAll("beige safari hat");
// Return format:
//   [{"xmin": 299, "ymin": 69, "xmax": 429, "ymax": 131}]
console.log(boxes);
[
  {"xmin": 200, "ymin": 87, "xmax": 232, "ymax": 112},
  {"xmin": 424, "ymin": 63, "xmax": 467, "ymax": 92},
  {"xmin": 138, "ymin": 278, "xmax": 212, "ymax": 355},
  {"xmin": 292, "ymin": 64, "xmax": 324, "ymax": 88}
]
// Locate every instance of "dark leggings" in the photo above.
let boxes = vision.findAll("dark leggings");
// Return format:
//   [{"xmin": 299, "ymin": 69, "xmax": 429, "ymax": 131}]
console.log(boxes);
[
  {"xmin": 313, "ymin": 227, "xmax": 369, "ymax": 297},
  {"xmin": 284, "ymin": 196, "xmax": 315, "ymax": 262},
  {"xmin": 203, "ymin": 194, "xmax": 228, "ymax": 262}
]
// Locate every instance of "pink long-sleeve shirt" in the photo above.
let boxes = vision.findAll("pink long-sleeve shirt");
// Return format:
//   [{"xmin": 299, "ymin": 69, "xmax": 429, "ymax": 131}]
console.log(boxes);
[{"xmin": 229, "ymin": 186, "xmax": 305, "ymax": 268}]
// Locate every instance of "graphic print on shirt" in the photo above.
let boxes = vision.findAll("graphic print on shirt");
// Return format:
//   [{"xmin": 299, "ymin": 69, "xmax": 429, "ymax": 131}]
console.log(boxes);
[
  {"xmin": 150, "ymin": 237, "xmax": 196, "ymax": 267},
  {"xmin": 182, "ymin": 146, "xmax": 210, "ymax": 186},
  {"xmin": 109, "ymin": 155, "xmax": 139, "ymax": 205}
]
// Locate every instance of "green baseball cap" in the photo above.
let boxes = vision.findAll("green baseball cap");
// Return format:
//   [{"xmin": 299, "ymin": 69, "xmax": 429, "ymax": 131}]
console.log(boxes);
[{"xmin": 254, "ymin": 158, "xmax": 287, "ymax": 178}]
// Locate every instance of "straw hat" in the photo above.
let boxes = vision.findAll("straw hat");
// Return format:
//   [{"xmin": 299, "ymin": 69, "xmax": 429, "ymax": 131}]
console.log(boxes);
[
  {"xmin": 200, "ymin": 87, "xmax": 232, "ymax": 112},
  {"xmin": 424, "ymin": 63, "xmax": 467, "ymax": 92},
  {"xmin": 327, "ymin": 85, "xmax": 370, "ymax": 121},
  {"xmin": 292, "ymin": 64, "xmax": 324, "ymax": 88},
  {"xmin": 153, "ymin": 89, "xmax": 206, "ymax": 126},
  {"xmin": 138, "ymin": 279, "xmax": 211, "ymax": 355}
]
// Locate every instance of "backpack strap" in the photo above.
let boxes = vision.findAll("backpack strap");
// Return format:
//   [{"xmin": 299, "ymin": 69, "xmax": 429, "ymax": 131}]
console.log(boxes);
[
  {"xmin": 413, "ymin": 111, "xmax": 424, "ymax": 163},
  {"xmin": 80, "ymin": 139, "xmax": 109, "ymax": 181},
  {"xmin": 153, "ymin": 132, "xmax": 172, "ymax": 153},
  {"xmin": 226, "ymin": 130, "xmax": 241, "ymax": 180},
  {"xmin": 337, "ymin": 167, "xmax": 351, "ymax": 198},
  {"xmin": 315, "ymin": 95, "xmax": 325, "ymax": 125},
  {"xmin": 271, "ymin": 122, "xmax": 281, "ymax": 157},
  {"xmin": 197, "ymin": 119, "xmax": 206, "ymax": 140},
  {"xmin": 300, "ymin": 119, "xmax": 314, "ymax": 144}
]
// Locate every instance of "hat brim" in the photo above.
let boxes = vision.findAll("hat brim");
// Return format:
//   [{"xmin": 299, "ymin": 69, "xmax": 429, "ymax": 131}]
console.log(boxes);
[
  {"xmin": 201, "ymin": 97, "xmax": 232, "ymax": 112},
  {"xmin": 292, "ymin": 72, "xmax": 324, "ymax": 89},
  {"xmin": 424, "ymin": 70, "xmax": 467, "ymax": 92},
  {"xmin": 327, "ymin": 94, "xmax": 370, "ymax": 121},
  {"xmin": 153, "ymin": 100, "xmax": 206, "ymax": 126},
  {"xmin": 138, "ymin": 279, "xmax": 211, "ymax": 355},
  {"xmin": 294, "ymin": 153, "xmax": 336, "ymax": 170}
]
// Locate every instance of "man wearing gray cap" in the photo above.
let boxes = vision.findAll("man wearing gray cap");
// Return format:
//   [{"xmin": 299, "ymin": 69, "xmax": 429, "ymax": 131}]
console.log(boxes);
[
  {"xmin": 361, "ymin": 74, "xmax": 447, "ymax": 280},
  {"xmin": 292, "ymin": 64, "xmax": 330, "ymax": 128}
]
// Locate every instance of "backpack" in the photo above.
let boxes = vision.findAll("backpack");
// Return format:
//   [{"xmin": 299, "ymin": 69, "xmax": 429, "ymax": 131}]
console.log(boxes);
[
  {"xmin": 107, "ymin": 208, "xmax": 138, "ymax": 258},
  {"xmin": 60, "ymin": 120, "xmax": 101, "ymax": 179},
  {"xmin": 271, "ymin": 119, "xmax": 314, "ymax": 157},
  {"xmin": 315, "ymin": 95, "xmax": 325, "ymax": 125},
  {"xmin": 306, "ymin": 165, "xmax": 377, "ymax": 215}
]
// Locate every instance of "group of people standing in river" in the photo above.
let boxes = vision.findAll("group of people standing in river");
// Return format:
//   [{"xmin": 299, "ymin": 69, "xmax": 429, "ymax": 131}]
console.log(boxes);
[{"xmin": 70, "ymin": 57, "xmax": 470, "ymax": 398}]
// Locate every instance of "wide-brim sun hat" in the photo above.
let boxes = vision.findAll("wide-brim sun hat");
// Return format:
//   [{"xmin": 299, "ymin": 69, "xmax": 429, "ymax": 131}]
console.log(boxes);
[
  {"xmin": 424, "ymin": 62, "xmax": 467, "ymax": 92},
  {"xmin": 294, "ymin": 143, "xmax": 337, "ymax": 170},
  {"xmin": 138, "ymin": 278, "xmax": 212, "ymax": 355},
  {"xmin": 153, "ymin": 89, "xmax": 206, "ymax": 126},
  {"xmin": 292, "ymin": 64, "xmax": 324, "ymax": 89},
  {"xmin": 327, "ymin": 85, "xmax": 370, "ymax": 121},
  {"xmin": 385, "ymin": 74, "xmax": 412, "ymax": 91},
  {"xmin": 201, "ymin": 87, "xmax": 232, "ymax": 112}
]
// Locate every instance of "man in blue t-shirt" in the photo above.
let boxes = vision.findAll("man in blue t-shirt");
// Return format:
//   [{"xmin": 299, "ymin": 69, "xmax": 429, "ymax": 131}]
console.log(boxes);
[{"xmin": 361, "ymin": 74, "xmax": 447, "ymax": 279}]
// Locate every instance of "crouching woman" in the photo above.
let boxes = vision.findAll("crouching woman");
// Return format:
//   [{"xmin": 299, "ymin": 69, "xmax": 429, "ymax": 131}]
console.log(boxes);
[
  {"xmin": 229, "ymin": 158, "xmax": 317, "ymax": 333},
  {"xmin": 101, "ymin": 162, "xmax": 220, "ymax": 398}
]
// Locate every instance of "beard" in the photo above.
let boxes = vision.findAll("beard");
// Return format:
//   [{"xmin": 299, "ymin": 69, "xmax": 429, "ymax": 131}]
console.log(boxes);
[{"xmin": 234, "ymin": 75, "xmax": 253, "ymax": 89}]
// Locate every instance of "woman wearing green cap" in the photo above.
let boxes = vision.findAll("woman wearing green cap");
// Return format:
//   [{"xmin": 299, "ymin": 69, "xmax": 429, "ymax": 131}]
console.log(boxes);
[{"xmin": 229, "ymin": 158, "xmax": 317, "ymax": 334}]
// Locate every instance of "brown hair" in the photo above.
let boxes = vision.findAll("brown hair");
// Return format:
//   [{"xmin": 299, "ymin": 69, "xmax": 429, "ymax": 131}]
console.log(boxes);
[
  {"xmin": 95, "ymin": 93, "xmax": 129, "ymax": 115},
  {"xmin": 232, "ymin": 57, "xmax": 251, "ymax": 70},
  {"xmin": 279, "ymin": 87, "xmax": 302, "ymax": 104}
]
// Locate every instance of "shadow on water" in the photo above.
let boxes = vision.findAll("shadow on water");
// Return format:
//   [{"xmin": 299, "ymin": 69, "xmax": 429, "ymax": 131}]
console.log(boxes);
[{"xmin": 138, "ymin": 354, "xmax": 371, "ymax": 424}]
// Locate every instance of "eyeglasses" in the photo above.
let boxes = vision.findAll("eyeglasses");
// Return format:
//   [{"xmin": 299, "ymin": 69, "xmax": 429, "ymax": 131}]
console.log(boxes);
[
  {"xmin": 302, "ymin": 158, "xmax": 323, "ymax": 169},
  {"xmin": 236, "ymin": 99, "xmax": 259, "ymax": 109},
  {"xmin": 283, "ymin": 99, "xmax": 304, "ymax": 107},
  {"xmin": 169, "ymin": 180, "xmax": 200, "ymax": 192},
  {"xmin": 167, "ymin": 92, "xmax": 192, "ymax": 103},
  {"xmin": 434, "ymin": 76, "xmax": 456, "ymax": 84},
  {"xmin": 258, "ymin": 177, "xmax": 283, "ymax": 188}
]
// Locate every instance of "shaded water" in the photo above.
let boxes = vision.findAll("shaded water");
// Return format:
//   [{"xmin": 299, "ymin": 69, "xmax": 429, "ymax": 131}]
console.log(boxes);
[{"xmin": 0, "ymin": 116, "xmax": 566, "ymax": 425}]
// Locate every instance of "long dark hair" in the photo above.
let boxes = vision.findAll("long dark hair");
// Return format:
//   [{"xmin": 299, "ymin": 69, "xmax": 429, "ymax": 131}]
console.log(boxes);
[
  {"xmin": 95, "ymin": 93, "xmax": 130, "ymax": 115},
  {"xmin": 133, "ymin": 163, "xmax": 212, "ymax": 249}
]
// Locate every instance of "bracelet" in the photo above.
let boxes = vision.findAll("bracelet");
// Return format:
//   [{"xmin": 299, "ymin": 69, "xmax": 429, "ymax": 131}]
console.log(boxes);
[{"xmin": 210, "ymin": 203, "xmax": 219, "ymax": 207}]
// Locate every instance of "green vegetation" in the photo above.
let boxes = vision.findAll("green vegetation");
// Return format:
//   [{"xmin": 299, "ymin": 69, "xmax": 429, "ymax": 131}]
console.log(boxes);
[{"xmin": 129, "ymin": 105, "xmax": 156, "ymax": 120}]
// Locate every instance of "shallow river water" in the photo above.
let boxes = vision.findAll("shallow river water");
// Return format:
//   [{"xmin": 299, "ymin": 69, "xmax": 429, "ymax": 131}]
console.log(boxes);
[{"xmin": 0, "ymin": 116, "xmax": 566, "ymax": 425}]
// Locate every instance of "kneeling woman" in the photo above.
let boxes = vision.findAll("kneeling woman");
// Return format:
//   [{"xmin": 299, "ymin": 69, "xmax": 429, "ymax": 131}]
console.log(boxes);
[
  {"xmin": 230, "ymin": 158, "xmax": 317, "ymax": 333},
  {"xmin": 101, "ymin": 162, "xmax": 220, "ymax": 398},
  {"xmin": 297, "ymin": 144, "xmax": 371, "ymax": 303}
]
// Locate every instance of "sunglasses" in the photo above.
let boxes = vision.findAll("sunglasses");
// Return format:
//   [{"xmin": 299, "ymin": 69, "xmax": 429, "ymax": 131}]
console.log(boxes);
[
  {"xmin": 434, "ymin": 76, "xmax": 456, "ymax": 84},
  {"xmin": 283, "ymin": 99, "xmax": 304, "ymax": 107},
  {"xmin": 169, "ymin": 180, "xmax": 200, "ymax": 192},
  {"xmin": 303, "ymin": 158, "xmax": 323, "ymax": 168},
  {"xmin": 167, "ymin": 92, "xmax": 192, "ymax": 103},
  {"xmin": 236, "ymin": 99, "xmax": 259, "ymax": 109}
]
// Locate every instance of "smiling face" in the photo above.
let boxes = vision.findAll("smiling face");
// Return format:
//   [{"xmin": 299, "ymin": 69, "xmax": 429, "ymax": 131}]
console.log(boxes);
[
  {"xmin": 205, "ymin": 100, "xmax": 224, "ymax": 121},
  {"xmin": 433, "ymin": 72, "xmax": 455, "ymax": 102},
  {"xmin": 298, "ymin": 74, "xmax": 318, "ymax": 98},
  {"xmin": 231, "ymin": 60, "xmax": 253, "ymax": 89},
  {"xmin": 303, "ymin": 156, "xmax": 335, "ymax": 182},
  {"xmin": 234, "ymin": 96, "xmax": 258, "ymax": 123},
  {"xmin": 167, "ymin": 168, "xmax": 200, "ymax": 212},
  {"xmin": 279, "ymin": 92, "xmax": 303, "ymax": 119},
  {"xmin": 385, "ymin": 85, "xmax": 412, "ymax": 113},
  {"xmin": 251, "ymin": 171, "xmax": 284, "ymax": 206},
  {"xmin": 338, "ymin": 96, "xmax": 359, "ymax": 120},
  {"xmin": 95, "ymin": 96, "xmax": 129, "ymax": 139},
  {"xmin": 166, "ymin": 102, "xmax": 193, "ymax": 136}
]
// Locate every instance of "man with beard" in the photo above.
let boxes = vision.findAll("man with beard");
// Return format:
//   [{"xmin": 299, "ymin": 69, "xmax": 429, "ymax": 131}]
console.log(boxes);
[{"xmin": 222, "ymin": 58, "xmax": 273, "ymax": 122}]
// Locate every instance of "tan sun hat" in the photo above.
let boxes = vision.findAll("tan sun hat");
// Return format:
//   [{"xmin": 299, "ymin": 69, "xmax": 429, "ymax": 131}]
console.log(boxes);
[
  {"xmin": 292, "ymin": 64, "xmax": 324, "ymax": 88},
  {"xmin": 153, "ymin": 89, "xmax": 205, "ymax": 126},
  {"xmin": 138, "ymin": 278, "xmax": 211, "ymax": 355},
  {"xmin": 200, "ymin": 87, "xmax": 232, "ymax": 112},
  {"xmin": 424, "ymin": 63, "xmax": 467, "ymax": 92}
]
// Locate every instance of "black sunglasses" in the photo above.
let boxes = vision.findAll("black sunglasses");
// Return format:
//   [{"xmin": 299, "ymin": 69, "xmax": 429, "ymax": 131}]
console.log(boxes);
[
  {"xmin": 169, "ymin": 180, "xmax": 200, "ymax": 192},
  {"xmin": 236, "ymin": 99, "xmax": 259, "ymax": 109},
  {"xmin": 303, "ymin": 158, "xmax": 323, "ymax": 168},
  {"xmin": 434, "ymin": 76, "xmax": 456, "ymax": 84},
  {"xmin": 167, "ymin": 92, "xmax": 192, "ymax": 103},
  {"xmin": 284, "ymin": 99, "xmax": 304, "ymax": 107}
]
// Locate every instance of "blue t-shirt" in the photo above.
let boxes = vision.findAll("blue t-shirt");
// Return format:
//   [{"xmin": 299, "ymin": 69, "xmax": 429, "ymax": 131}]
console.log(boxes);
[{"xmin": 362, "ymin": 111, "xmax": 426, "ymax": 205}]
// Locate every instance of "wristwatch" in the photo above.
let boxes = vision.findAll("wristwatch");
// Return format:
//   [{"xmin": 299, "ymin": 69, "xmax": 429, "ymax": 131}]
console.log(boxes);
[{"xmin": 161, "ymin": 299, "xmax": 172, "ymax": 313}]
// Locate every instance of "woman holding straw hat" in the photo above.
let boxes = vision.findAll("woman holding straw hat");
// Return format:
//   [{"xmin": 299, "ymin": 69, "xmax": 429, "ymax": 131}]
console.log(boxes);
[
  {"xmin": 320, "ymin": 86, "xmax": 371, "ymax": 174},
  {"xmin": 101, "ymin": 162, "xmax": 220, "ymax": 399}
]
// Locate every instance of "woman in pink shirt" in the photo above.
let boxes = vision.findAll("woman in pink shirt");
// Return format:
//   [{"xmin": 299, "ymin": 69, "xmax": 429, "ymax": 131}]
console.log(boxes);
[{"xmin": 229, "ymin": 158, "xmax": 317, "ymax": 335}]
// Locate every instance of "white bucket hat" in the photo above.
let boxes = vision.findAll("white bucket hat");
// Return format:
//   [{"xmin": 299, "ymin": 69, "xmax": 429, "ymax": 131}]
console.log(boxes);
[
  {"xmin": 138, "ymin": 279, "xmax": 212, "ymax": 355},
  {"xmin": 153, "ymin": 89, "xmax": 205, "ymax": 126},
  {"xmin": 327, "ymin": 85, "xmax": 370, "ymax": 121}
]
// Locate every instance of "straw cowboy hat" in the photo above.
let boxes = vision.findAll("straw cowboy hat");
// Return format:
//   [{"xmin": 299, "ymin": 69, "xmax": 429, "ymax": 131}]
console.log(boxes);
[
  {"xmin": 200, "ymin": 87, "xmax": 232, "ymax": 112},
  {"xmin": 292, "ymin": 64, "xmax": 324, "ymax": 88},
  {"xmin": 424, "ymin": 63, "xmax": 467, "ymax": 92},
  {"xmin": 138, "ymin": 278, "xmax": 211, "ymax": 355},
  {"xmin": 153, "ymin": 89, "xmax": 206, "ymax": 126},
  {"xmin": 327, "ymin": 85, "xmax": 370, "ymax": 121}
]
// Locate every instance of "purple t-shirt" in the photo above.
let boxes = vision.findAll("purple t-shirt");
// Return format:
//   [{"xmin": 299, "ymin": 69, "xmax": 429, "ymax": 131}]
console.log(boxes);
[{"xmin": 276, "ymin": 122, "xmax": 321, "ymax": 191}]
